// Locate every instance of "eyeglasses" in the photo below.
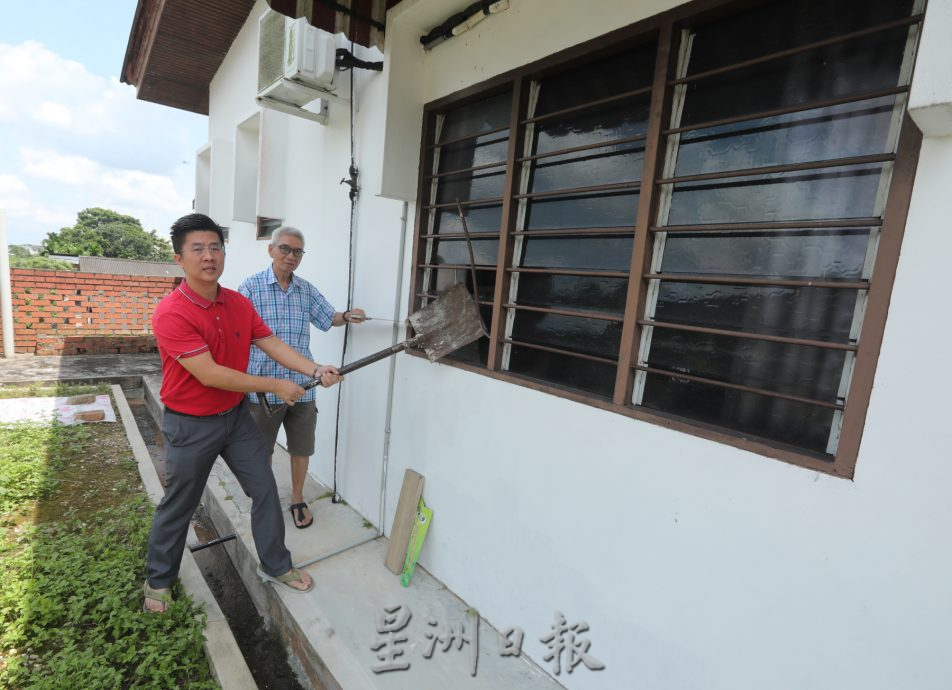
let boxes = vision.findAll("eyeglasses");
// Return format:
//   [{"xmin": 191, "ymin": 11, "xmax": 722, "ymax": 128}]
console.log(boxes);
[
  {"xmin": 276, "ymin": 244, "xmax": 305, "ymax": 258},
  {"xmin": 186, "ymin": 243, "xmax": 224, "ymax": 255}
]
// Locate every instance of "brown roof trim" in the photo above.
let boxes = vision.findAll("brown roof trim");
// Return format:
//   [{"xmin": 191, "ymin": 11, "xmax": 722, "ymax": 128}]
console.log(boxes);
[
  {"xmin": 121, "ymin": 0, "xmax": 402, "ymax": 115},
  {"xmin": 121, "ymin": 0, "xmax": 256, "ymax": 115}
]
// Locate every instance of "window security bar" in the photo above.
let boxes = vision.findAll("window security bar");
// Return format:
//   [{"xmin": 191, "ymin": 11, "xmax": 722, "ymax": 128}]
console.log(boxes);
[
  {"xmin": 522, "ymin": 85, "xmax": 654, "ymax": 125},
  {"xmin": 642, "ymin": 273, "xmax": 870, "ymax": 290},
  {"xmin": 637, "ymin": 319, "xmax": 858, "ymax": 352},
  {"xmin": 633, "ymin": 364, "xmax": 845, "ymax": 411},
  {"xmin": 669, "ymin": 14, "xmax": 924, "ymax": 87},
  {"xmin": 650, "ymin": 218, "xmax": 883, "ymax": 233},
  {"xmin": 516, "ymin": 132, "xmax": 649, "ymax": 164},
  {"xmin": 502, "ymin": 302, "xmax": 624, "ymax": 322},
  {"xmin": 656, "ymin": 152, "xmax": 895, "ymax": 186},
  {"xmin": 426, "ymin": 124, "xmax": 510, "ymax": 150},
  {"xmin": 502, "ymin": 338, "xmax": 617, "ymax": 366},
  {"xmin": 663, "ymin": 86, "xmax": 909, "ymax": 136}
]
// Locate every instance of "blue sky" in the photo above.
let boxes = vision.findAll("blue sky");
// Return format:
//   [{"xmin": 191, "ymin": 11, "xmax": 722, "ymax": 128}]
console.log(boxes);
[{"xmin": 0, "ymin": 1, "xmax": 207, "ymax": 246}]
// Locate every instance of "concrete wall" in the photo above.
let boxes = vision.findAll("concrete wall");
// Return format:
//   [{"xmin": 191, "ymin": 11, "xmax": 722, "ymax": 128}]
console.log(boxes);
[{"xmin": 206, "ymin": 1, "xmax": 952, "ymax": 688}]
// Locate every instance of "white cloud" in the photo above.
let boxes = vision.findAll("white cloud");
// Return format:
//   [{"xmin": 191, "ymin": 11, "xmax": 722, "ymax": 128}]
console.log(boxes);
[
  {"xmin": 0, "ymin": 40, "xmax": 207, "ymax": 245},
  {"xmin": 32, "ymin": 101, "xmax": 73, "ymax": 128},
  {"xmin": 0, "ymin": 174, "xmax": 28, "ymax": 197},
  {"xmin": 21, "ymin": 148, "xmax": 98, "ymax": 185}
]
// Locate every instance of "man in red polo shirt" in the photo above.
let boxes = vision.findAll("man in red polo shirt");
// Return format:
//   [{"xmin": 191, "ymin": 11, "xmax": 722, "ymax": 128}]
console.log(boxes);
[{"xmin": 143, "ymin": 213, "xmax": 341, "ymax": 613}]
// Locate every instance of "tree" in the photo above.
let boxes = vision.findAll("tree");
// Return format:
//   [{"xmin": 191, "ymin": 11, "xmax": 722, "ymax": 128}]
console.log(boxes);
[
  {"xmin": 42, "ymin": 208, "xmax": 174, "ymax": 261},
  {"xmin": 8, "ymin": 245, "xmax": 32, "ymax": 259}
]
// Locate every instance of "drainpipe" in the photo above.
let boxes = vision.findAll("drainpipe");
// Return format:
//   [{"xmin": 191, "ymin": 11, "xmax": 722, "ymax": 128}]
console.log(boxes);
[
  {"xmin": 0, "ymin": 210, "xmax": 14, "ymax": 358},
  {"xmin": 378, "ymin": 201, "xmax": 409, "ymax": 534}
]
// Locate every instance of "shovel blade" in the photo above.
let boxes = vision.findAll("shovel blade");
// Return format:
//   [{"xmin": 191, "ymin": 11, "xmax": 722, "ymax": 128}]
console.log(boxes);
[{"xmin": 408, "ymin": 283, "xmax": 485, "ymax": 361}]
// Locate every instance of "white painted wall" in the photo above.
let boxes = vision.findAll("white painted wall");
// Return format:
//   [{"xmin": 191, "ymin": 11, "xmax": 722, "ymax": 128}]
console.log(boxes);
[
  {"xmin": 204, "ymin": 1, "xmax": 952, "ymax": 688},
  {"xmin": 210, "ymin": 0, "xmax": 406, "ymax": 524}
]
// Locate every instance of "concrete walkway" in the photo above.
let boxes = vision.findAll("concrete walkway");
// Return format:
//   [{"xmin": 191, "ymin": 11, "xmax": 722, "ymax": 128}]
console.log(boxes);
[
  {"xmin": 0, "ymin": 355, "xmax": 565, "ymax": 690},
  {"xmin": 0, "ymin": 352, "xmax": 162, "ymax": 386}
]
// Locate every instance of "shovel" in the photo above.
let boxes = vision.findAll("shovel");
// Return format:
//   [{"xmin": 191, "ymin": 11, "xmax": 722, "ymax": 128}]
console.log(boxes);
[{"xmin": 257, "ymin": 282, "xmax": 485, "ymax": 416}]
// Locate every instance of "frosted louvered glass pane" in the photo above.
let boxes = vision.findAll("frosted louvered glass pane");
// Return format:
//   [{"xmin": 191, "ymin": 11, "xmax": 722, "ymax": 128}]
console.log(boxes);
[
  {"xmin": 674, "ymin": 96, "xmax": 896, "ymax": 177},
  {"xmin": 686, "ymin": 0, "xmax": 915, "ymax": 76},
  {"xmin": 666, "ymin": 165, "xmax": 882, "ymax": 226},
  {"xmin": 659, "ymin": 229, "xmax": 870, "ymax": 280},
  {"xmin": 641, "ymin": 374, "xmax": 835, "ymax": 454},
  {"xmin": 535, "ymin": 45, "xmax": 656, "ymax": 115},
  {"xmin": 534, "ymin": 101, "xmax": 651, "ymax": 156},
  {"xmin": 653, "ymin": 282, "xmax": 859, "ymax": 343},
  {"xmin": 646, "ymin": 329, "xmax": 847, "ymax": 402},
  {"xmin": 431, "ymin": 238, "xmax": 499, "ymax": 266},
  {"xmin": 515, "ymin": 274, "xmax": 628, "ymax": 315},
  {"xmin": 680, "ymin": 27, "xmax": 910, "ymax": 127},
  {"xmin": 510, "ymin": 312, "xmax": 621, "ymax": 360},
  {"xmin": 530, "ymin": 143, "xmax": 645, "ymax": 192},
  {"xmin": 519, "ymin": 235, "xmax": 633, "ymax": 272},
  {"xmin": 508, "ymin": 347, "xmax": 616, "ymax": 398},
  {"xmin": 437, "ymin": 134, "xmax": 509, "ymax": 174},
  {"xmin": 436, "ymin": 169, "xmax": 506, "ymax": 204},
  {"xmin": 526, "ymin": 191, "xmax": 638, "ymax": 229},
  {"xmin": 439, "ymin": 92, "xmax": 512, "ymax": 142},
  {"xmin": 433, "ymin": 205, "xmax": 501, "ymax": 234},
  {"xmin": 430, "ymin": 268, "xmax": 495, "ymax": 303}
]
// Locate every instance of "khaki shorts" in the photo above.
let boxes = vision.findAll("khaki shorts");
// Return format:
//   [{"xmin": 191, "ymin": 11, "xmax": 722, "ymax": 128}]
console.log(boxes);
[{"xmin": 248, "ymin": 399, "xmax": 317, "ymax": 457}]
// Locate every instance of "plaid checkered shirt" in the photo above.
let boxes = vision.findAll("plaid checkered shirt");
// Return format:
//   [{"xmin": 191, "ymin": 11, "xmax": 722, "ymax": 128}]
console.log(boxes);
[{"xmin": 238, "ymin": 266, "xmax": 336, "ymax": 405}]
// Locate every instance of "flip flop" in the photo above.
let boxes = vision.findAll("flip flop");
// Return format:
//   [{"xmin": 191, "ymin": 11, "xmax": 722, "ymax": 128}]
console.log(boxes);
[
  {"xmin": 289, "ymin": 502, "xmax": 314, "ymax": 529},
  {"xmin": 142, "ymin": 581, "xmax": 173, "ymax": 613},
  {"xmin": 256, "ymin": 566, "xmax": 315, "ymax": 593}
]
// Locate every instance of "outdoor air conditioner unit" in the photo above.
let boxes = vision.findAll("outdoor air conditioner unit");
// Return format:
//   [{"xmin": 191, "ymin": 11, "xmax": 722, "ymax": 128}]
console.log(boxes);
[{"xmin": 256, "ymin": 11, "xmax": 343, "ymax": 124}]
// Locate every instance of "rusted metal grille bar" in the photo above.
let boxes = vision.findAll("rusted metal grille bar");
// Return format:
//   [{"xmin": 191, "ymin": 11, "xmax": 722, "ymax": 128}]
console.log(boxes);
[
  {"xmin": 637, "ymin": 319, "xmax": 858, "ymax": 351},
  {"xmin": 670, "ymin": 15, "xmax": 923, "ymax": 86},
  {"xmin": 633, "ymin": 364, "xmax": 845, "ymax": 410}
]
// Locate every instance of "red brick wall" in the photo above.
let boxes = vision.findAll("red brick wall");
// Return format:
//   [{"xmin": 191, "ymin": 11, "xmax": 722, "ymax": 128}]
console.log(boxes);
[{"xmin": 0, "ymin": 269, "xmax": 180, "ymax": 355}]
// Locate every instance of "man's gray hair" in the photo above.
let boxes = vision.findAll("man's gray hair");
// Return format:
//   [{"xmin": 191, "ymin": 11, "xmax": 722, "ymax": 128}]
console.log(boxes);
[{"xmin": 271, "ymin": 225, "xmax": 305, "ymax": 246}]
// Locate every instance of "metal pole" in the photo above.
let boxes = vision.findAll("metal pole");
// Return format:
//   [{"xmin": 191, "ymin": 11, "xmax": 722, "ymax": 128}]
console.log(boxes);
[{"xmin": 0, "ymin": 210, "xmax": 14, "ymax": 357}]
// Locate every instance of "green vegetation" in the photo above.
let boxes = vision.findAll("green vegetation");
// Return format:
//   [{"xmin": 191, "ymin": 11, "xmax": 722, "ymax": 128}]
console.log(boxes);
[
  {"xmin": 41, "ymin": 208, "xmax": 174, "ymax": 262},
  {"xmin": 0, "ymin": 385, "xmax": 216, "ymax": 689},
  {"xmin": 6, "ymin": 247, "xmax": 74, "ymax": 271}
]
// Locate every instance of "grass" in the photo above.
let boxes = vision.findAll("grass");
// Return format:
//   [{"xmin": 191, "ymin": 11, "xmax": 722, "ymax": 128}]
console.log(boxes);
[{"xmin": 0, "ymin": 385, "xmax": 216, "ymax": 689}]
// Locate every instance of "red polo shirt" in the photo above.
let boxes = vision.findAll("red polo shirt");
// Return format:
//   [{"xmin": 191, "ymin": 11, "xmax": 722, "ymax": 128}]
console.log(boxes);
[{"xmin": 153, "ymin": 281, "xmax": 274, "ymax": 415}]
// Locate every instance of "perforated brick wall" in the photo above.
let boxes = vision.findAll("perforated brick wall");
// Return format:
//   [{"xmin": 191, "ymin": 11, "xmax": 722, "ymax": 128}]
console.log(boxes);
[{"xmin": 0, "ymin": 269, "xmax": 179, "ymax": 355}]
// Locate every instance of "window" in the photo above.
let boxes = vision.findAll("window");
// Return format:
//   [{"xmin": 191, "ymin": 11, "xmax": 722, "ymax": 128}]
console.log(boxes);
[
  {"xmin": 256, "ymin": 216, "xmax": 283, "ymax": 240},
  {"xmin": 411, "ymin": 0, "xmax": 924, "ymax": 477}
]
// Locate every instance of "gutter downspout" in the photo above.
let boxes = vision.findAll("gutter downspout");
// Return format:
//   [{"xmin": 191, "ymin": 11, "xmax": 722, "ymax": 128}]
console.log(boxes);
[
  {"xmin": 0, "ymin": 210, "xmax": 14, "ymax": 357},
  {"xmin": 378, "ymin": 200, "xmax": 409, "ymax": 534}
]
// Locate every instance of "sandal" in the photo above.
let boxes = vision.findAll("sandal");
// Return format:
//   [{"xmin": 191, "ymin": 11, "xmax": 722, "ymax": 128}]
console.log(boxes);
[
  {"xmin": 257, "ymin": 566, "xmax": 315, "ymax": 593},
  {"xmin": 142, "ymin": 581, "xmax": 173, "ymax": 613},
  {"xmin": 289, "ymin": 502, "xmax": 314, "ymax": 529}
]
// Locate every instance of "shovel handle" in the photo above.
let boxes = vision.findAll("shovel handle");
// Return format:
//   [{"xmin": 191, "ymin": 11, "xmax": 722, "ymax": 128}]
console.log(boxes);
[
  {"xmin": 338, "ymin": 336, "xmax": 422, "ymax": 376},
  {"xmin": 256, "ymin": 391, "xmax": 281, "ymax": 417},
  {"xmin": 256, "ymin": 336, "xmax": 423, "ymax": 414}
]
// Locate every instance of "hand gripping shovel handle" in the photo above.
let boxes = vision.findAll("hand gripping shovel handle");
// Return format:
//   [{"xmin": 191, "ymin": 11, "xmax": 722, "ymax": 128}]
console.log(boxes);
[{"xmin": 256, "ymin": 335, "xmax": 423, "ymax": 416}]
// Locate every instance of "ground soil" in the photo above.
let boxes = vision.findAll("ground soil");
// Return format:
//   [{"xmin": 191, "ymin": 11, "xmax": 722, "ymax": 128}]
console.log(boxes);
[{"xmin": 128, "ymin": 395, "xmax": 310, "ymax": 690}]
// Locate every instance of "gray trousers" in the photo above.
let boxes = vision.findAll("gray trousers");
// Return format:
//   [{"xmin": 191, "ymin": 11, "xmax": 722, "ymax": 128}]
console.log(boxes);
[{"xmin": 146, "ymin": 400, "xmax": 292, "ymax": 588}]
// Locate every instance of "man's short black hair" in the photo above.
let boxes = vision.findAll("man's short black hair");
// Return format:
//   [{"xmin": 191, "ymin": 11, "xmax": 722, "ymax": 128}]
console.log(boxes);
[{"xmin": 170, "ymin": 213, "xmax": 225, "ymax": 254}]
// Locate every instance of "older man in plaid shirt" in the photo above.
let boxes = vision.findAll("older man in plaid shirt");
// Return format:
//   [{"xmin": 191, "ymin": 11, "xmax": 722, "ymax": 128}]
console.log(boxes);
[{"xmin": 239, "ymin": 226, "xmax": 365, "ymax": 529}]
